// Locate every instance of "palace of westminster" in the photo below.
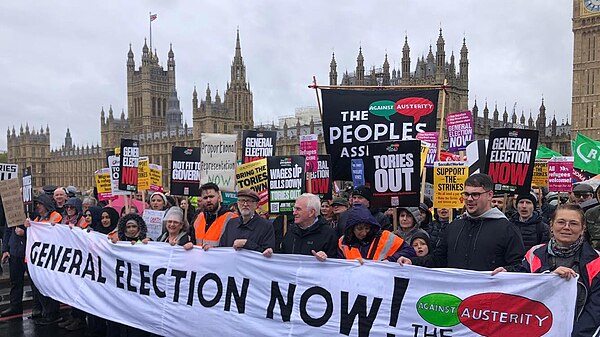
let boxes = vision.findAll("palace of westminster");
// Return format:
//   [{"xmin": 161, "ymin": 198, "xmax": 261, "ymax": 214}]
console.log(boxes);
[{"xmin": 8, "ymin": 17, "xmax": 589, "ymax": 190}]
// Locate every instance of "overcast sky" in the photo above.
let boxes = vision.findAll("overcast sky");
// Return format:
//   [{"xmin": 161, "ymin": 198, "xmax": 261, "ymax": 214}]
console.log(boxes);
[{"xmin": 0, "ymin": 1, "xmax": 573, "ymax": 151}]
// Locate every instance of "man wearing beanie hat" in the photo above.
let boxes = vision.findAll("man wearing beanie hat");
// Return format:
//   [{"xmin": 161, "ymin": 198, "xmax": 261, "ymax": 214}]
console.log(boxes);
[
  {"xmin": 338, "ymin": 205, "xmax": 415, "ymax": 262},
  {"xmin": 337, "ymin": 185, "xmax": 392, "ymax": 236},
  {"xmin": 509, "ymin": 192, "xmax": 549, "ymax": 251},
  {"xmin": 399, "ymin": 173, "xmax": 525, "ymax": 272}
]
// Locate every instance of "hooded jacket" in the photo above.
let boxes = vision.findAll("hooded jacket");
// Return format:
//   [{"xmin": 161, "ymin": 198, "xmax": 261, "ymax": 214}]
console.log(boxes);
[
  {"xmin": 61, "ymin": 197, "xmax": 86, "ymax": 228},
  {"xmin": 281, "ymin": 216, "xmax": 338, "ymax": 258},
  {"xmin": 339, "ymin": 206, "xmax": 415, "ymax": 261},
  {"xmin": 394, "ymin": 207, "xmax": 428, "ymax": 245},
  {"xmin": 509, "ymin": 210, "xmax": 549, "ymax": 252},
  {"xmin": 412, "ymin": 207, "xmax": 525, "ymax": 271},
  {"xmin": 116, "ymin": 213, "xmax": 148, "ymax": 241},
  {"xmin": 521, "ymin": 242, "xmax": 600, "ymax": 337},
  {"xmin": 34, "ymin": 194, "xmax": 62, "ymax": 223}
]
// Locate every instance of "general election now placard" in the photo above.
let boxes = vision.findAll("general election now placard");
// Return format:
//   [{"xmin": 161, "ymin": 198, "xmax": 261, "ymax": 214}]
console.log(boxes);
[
  {"xmin": 26, "ymin": 223, "xmax": 576, "ymax": 337},
  {"xmin": 321, "ymin": 89, "xmax": 439, "ymax": 181},
  {"xmin": 484, "ymin": 128, "xmax": 538, "ymax": 195},
  {"xmin": 242, "ymin": 130, "xmax": 277, "ymax": 164}
]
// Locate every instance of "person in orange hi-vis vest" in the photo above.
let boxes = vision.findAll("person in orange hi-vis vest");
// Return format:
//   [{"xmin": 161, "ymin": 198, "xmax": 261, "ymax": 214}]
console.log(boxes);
[
  {"xmin": 338, "ymin": 205, "xmax": 415, "ymax": 263},
  {"xmin": 24, "ymin": 194, "xmax": 63, "ymax": 326},
  {"xmin": 193, "ymin": 182, "xmax": 238, "ymax": 249},
  {"xmin": 60, "ymin": 197, "xmax": 87, "ymax": 229}
]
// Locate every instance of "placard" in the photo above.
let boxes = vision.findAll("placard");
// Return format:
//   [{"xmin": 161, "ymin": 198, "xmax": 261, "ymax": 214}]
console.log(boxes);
[
  {"xmin": 446, "ymin": 111, "xmax": 473, "ymax": 152},
  {"xmin": 433, "ymin": 162, "xmax": 468, "ymax": 209},
  {"xmin": 0, "ymin": 177, "xmax": 25, "ymax": 227},
  {"xmin": 242, "ymin": 130, "xmax": 277, "ymax": 164},
  {"xmin": 200, "ymin": 133, "xmax": 237, "ymax": 192},
  {"xmin": 118, "ymin": 139, "xmax": 139, "ymax": 192},
  {"xmin": 267, "ymin": 156, "xmax": 306, "ymax": 213},
  {"xmin": 485, "ymin": 129, "xmax": 538, "ymax": 195},
  {"xmin": 95, "ymin": 168, "xmax": 114, "ymax": 201},
  {"xmin": 142, "ymin": 209, "xmax": 165, "ymax": 241},
  {"xmin": 171, "ymin": 147, "xmax": 201, "ymax": 196},
  {"xmin": 236, "ymin": 159, "xmax": 269, "ymax": 215},
  {"xmin": 299, "ymin": 134, "xmax": 318, "ymax": 173},
  {"xmin": 363, "ymin": 140, "xmax": 421, "ymax": 208},
  {"xmin": 548, "ymin": 157, "xmax": 574, "ymax": 192}
]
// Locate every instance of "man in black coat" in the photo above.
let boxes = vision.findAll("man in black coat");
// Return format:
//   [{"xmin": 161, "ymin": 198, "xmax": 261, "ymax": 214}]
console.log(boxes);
[
  {"xmin": 399, "ymin": 173, "xmax": 525, "ymax": 271},
  {"xmin": 263, "ymin": 193, "xmax": 337, "ymax": 261},
  {"xmin": 219, "ymin": 189, "xmax": 275, "ymax": 252}
]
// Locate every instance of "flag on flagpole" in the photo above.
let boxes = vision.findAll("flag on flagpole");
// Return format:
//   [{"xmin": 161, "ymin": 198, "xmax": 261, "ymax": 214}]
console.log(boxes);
[
  {"xmin": 535, "ymin": 145, "xmax": 561, "ymax": 159},
  {"xmin": 150, "ymin": 13, "xmax": 157, "ymax": 21},
  {"xmin": 573, "ymin": 133, "xmax": 600, "ymax": 174}
]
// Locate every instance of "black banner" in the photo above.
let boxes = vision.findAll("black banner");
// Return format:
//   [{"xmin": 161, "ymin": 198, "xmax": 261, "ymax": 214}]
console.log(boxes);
[
  {"xmin": 170, "ymin": 147, "xmax": 201, "ymax": 196},
  {"xmin": 118, "ymin": 139, "xmax": 139, "ymax": 192},
  {"xmin": 267, "ymin": 156, "xmax": 306, "ymax": 213},
  {"xmin": 321, "ymin": 88, "xmax": 439, "ymax": 181},
  {"xmin": 307, "ymin": 155, "xmax": 332, "ymax": 200},
  {"xmin": 242, "ymin": 130, "xmax": 277, "ymax": 164},
  {"xmin": 484, "ymin": 128, "xmax": 539, "ymax": 195},
  {"xmin": 363, "ymin": 140, "xmax": 421, "ymax": 208}
]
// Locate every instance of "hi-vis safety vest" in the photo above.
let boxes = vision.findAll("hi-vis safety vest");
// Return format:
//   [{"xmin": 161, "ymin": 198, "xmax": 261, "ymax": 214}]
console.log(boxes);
[
  {"xmin": 338, "ymin": 230, "xmax": 403, "ymax": 261},
  {"xmin": 35, "ymin": 211, "xmax": 63, "ymax": 224},
  {"xmin": 194, "ymin": 211, "xmax": 238, "ymax": 247}
]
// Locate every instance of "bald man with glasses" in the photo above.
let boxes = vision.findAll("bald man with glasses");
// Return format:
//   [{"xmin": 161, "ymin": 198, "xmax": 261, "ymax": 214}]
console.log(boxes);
[{"xmin": 399, "ymin": 173, "xmax": 525, "ymax": 272}]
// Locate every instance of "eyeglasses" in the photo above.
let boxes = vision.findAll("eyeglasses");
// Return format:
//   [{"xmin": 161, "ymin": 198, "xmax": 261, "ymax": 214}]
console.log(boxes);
[
  {"xmin": 553, "ymin": 219, "xmax": 583, "ymax": 229},
  {"xmin": 237, "ymin": 199, "xmax": 257, "ymax": 205},
  {"xmin": 461, "ymin": 191, "xmax": 490, "ymax": 200}
]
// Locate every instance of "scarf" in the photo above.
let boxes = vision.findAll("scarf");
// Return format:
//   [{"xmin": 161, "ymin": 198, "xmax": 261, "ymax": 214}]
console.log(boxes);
[{"xmin": 547, "ymin": 236, "xmax": 585, "ymax": 258}]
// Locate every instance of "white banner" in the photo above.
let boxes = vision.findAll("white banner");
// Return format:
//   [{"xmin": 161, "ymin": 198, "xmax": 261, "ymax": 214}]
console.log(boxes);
[
  {"xmin": 200, "ymin": 133, "xmax": 237, "ymax": 192},
  {"xmin": 26, "ymin": 223, "xmax": 576, "ymax": 337}
]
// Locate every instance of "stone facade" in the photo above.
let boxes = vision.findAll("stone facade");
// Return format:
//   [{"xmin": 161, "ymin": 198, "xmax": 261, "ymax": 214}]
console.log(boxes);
[{"xmin": 572, "ymin": 0, "xmax": 600, "ymax": 139}]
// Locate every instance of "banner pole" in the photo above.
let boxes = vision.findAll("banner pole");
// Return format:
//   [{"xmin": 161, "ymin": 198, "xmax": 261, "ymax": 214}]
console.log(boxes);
[
  {"xmin": 392, "ymin": 207, "xmax": 398, "ymax": 232},
  {"xmin": 436, "ymin": 79, "xmax": 448, "ymax": 161},
  {"xmin": 142, "ymin": 190, "xmax": 146, "ymax": 210},
  {"xmin": 420, "ymin": 167, "xmax": 427, "ymax": 204},
  {"xmin": 312, "ymin": 76, "xmax": 324, "ymax": 122},
  {"xmin": 283, "ymin": 214, "xmax": 288, "ymax": 237}
]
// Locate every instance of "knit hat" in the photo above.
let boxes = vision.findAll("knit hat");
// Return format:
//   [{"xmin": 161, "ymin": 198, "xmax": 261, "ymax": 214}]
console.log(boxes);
[
  {"xmin": 352, "ymin": 185, "xmax": 373, "ymax": 202},
  {"xmin": 150, "ymin": 191, "xmax": 167, "ymax": 205},
  {"xmin": 397, "ymin": 206, "xmax": 421, "ymax": 224},
  {"xmin": 516, "ymin": 192, "xmax": 537, "ymax": 205}
]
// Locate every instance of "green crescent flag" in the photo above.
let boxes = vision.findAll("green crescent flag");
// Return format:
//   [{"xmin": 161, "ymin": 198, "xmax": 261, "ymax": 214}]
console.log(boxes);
[
  {"xmin": 573, "ymin": 133, "xmax": 600, "ymax": 174},
  {"xmin": 535, "ymin": 145, "xmax": 561, "ymax": 159}
]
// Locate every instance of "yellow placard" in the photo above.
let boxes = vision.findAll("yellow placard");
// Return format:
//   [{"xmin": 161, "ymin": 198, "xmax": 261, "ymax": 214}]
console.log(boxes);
[
  {"xmin": 149, "ymin": 163, "xmax": 163, "ymax": 192},
  {"xmin": 138, "ymin": 157, "xmax": 150, "ymax": 190},
  {"xmin": 94, "ymin": 168, "xmax": 113, "ymax": 201},
  {"xmin": 532, "ymin": 160, "xmax": 548, "ymax": 187},
  {"xmin": 236, "ymin": 158, "xmax": 268, "ymax": 215},
  {"xmin": 433, "ymin": 162, "xmax": 468, "ymax": 209}
]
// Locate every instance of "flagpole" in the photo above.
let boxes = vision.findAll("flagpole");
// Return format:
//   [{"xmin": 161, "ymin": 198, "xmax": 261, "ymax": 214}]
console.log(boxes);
[{"xmin": 149, "ymin": 12, "xmax": 152, "ymax": 53}]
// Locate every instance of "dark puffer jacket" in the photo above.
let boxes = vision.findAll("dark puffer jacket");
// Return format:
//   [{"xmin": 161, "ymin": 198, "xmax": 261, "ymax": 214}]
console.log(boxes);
[{"xmin": 509, "ymin": 210, "xmax": 549, "ymax": 252}]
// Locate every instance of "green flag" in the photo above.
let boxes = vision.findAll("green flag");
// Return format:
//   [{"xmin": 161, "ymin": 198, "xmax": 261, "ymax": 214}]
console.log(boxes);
[
  {"xmin": 573, "ymin": 133, "xmax": 600, "ymax": 174},
  {"xmin": 535, "ymin": 145, "xmax": 561, "ymax": 159}
]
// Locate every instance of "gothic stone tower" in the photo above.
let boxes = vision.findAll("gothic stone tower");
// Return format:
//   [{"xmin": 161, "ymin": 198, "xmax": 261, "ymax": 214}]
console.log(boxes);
[
  {"xmin": 572, "ymin": 0, "xmax": 600, "ymax": 138},
  {"xmin": 126, "ymin": 40, "xmax": 176, "ymax": 136}
]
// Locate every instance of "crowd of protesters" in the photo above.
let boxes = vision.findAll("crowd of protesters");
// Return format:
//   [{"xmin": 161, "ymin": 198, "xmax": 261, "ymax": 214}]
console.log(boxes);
[{"xmin": 1, "ymin": 173, "xmax": 599, "ymax": 336}]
